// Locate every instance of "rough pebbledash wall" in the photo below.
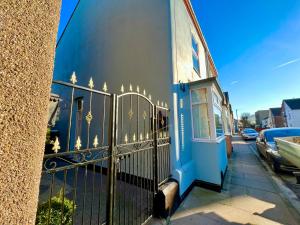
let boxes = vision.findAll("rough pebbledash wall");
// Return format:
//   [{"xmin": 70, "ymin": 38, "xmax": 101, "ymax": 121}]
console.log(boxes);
[{"xmin": 0, "ymin": 1, "xmax": 61, "ymax": 224}]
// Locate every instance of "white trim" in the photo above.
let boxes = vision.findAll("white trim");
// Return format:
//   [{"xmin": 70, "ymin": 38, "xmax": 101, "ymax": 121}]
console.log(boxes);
[
  {"xmin": 192, "ymin": 135, "xmax": 225, "ymax": 143},
  {"xmin": 190, "ymin": 88, "xmax": 211, "ymax": 140},
  {"xmin": 191, "ymin": 34, "xmax": 200, "ymax": 75},
  {"xmin": 189, "ymin": 85, "xmax": 226, "ymax": 142},
  {"xmin": 208, "ymin": 86, "xmax": 216, "ymax": 139},
  {"xmin": 173, "ymin": 92, "xmax": 181, "ymax": 162}
]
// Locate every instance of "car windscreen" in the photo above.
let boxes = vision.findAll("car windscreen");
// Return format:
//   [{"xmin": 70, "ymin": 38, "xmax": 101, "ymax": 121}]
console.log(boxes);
[
  {"xmin": 265, "ymin": 129, "xmax": 300, "ymax": 142},
  {"xmin": 244, "ymin": 129, "xmax": 257, "ymax": 133}
]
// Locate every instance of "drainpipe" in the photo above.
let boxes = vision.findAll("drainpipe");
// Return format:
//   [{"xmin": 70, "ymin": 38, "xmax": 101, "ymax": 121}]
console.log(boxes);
[
  {"xmin": 0, "ymin": 1, "xmax": 61, "ymax": 224},
  {"xmin": 169, "ymin": 0, "xmax": 182, "ymax": 180}
]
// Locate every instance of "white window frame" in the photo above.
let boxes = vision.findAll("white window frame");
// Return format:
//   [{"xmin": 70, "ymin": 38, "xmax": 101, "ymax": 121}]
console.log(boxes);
[
  {"xmin": 192, "ymin": 35, "xmax": 200, "ymax": 75},
  {"xmin": 190, "ymin": 87, "xmax": 211, "ymax": 141},
  {"xmin": 212, "ymin": 87, "xmax": 224, "ymax": 139},
  {"xmin": 190, "ymin": 85, "xmax": 225, "ymax": 143}
]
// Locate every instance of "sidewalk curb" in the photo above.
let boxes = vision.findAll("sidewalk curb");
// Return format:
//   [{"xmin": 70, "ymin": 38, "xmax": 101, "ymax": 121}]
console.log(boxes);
[{"xmin": 249, "ymin": 144, "xmax": 300, "ymax": 220}]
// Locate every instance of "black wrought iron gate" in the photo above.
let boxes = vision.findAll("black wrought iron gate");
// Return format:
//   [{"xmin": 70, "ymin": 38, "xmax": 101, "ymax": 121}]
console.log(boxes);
[{"xmin": 38, "ymin": 76, "xmax": 170, "ymax": 225}]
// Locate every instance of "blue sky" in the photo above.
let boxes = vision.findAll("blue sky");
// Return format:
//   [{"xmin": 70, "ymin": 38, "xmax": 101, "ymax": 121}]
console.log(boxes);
[
  {"xmin": 58, "ymin": 0, "xmax": 300, "ymax": 117},
  {"xmin": 191, "ymin": 0, "xmax": 300, "ymax": 116}
]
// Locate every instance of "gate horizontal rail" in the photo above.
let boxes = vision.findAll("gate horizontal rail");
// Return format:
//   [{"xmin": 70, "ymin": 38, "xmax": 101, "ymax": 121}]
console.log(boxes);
[{"xmin": 39, "ymin": 76, "xmax": 171, "ymax": 225}]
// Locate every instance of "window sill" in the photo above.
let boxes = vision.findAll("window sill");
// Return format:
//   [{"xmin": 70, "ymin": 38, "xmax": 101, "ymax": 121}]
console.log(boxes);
[
  {"xmin": 192, "ymin": 136, "xmax": 225, "ymax": 143},
  {"xmin": 193, "ymin": 67, "xmax": 200, "ymax": 75}
]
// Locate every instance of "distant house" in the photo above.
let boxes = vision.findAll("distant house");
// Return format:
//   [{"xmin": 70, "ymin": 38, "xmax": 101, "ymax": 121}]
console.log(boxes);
[
  {"xmin": 261, "ymin": 117, "xmax": 269, "ymax": 128},
  {"xmin": 282, "ymin": 98, "xmax": 300, "ymax": 127},
  {"xmin": 268, "ymin": 107, "xmax": 284, "ymax": 128},
  {"xmin": 255, "ymin": 110, "xmax": 269, "ymax": 128}
]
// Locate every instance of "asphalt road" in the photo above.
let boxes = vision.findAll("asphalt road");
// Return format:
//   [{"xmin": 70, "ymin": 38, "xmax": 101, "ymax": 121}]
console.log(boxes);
[{"xmin": 248, "ymin": 140, "xmax": 300, "ymax": 200}]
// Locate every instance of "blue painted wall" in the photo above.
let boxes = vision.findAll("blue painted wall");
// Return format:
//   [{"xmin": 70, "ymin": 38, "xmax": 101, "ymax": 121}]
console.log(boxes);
[
  {"xmin": 192, "ymin": 139, "xmax": 227, "ymax": 185},
  {"xmin": 172, "ymin": 84, "xmax": 228, "ymax": 196}
]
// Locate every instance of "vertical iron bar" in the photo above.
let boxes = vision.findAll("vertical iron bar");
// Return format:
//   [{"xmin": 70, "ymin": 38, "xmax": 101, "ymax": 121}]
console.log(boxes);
[
  {"xmin": 139, "ymin": 151, "xmax": 142, "ymax": 225},
  {"xmin": 153, "ymin": 105, "xmax": 159, "ymax": 195},
  {"xmin": 121, "ymin": 97, "xmax": 124, "ymax": 143},
  {"xmin": 129, "ymin": 95, "xmax": 132, "ymax": 140},
  {"xmin": 97, "ymin": 160, "xmax": 103, "ymax": 225},
  {"xmin": 137, "ymin": 96, "xmax": 139, "ymax": 140},
  {"xmin": 81, "ymin": 165, "xmax": 88, "ymax": 225},
  {"xmin": 149, "ymin": 104, "xmax": 151, "ymax": 139},
  {"xmin": 164, "ymin": 141, "xmax": 166, "ymax": 180},
  {"xmin": 118, "ymin": 157, "xmax": 121, "ymax": 225},
  {"xmin": 128, "ymin": 154, "xmax": 131, "ymax": 225},
  {"xmin": 101, "ymin": 96, "xmax": 107, "ymax": 146},
  {"xmin": 132, "ymin": 152, "xmax": 135, "ymax": 225},
  {"xmin": 87, "ymin": 92, "xmax": 93, "ymax": 148},
  {"xmin": 72, "ymin": 167, "xmax": 78, "ymax": 225},
  {"xmin": 123, "ymin": 155, "xmax": 127, "ymax": 224},
  {"xmin": 66, "ymin": 86, "xmax": 75, "ymax": 151},
  {"xmin": 136, "ymin": 152, "xmax": 139, "ymax": 225},
  {"xmin": 141, "ymin": 148, "xmax": 145, "ymax": 222},
  {"xmin": 89, "ymin": 163, "xmax": 96, "ymax": 225},
  {"xmin": 146, "ymin": 146, "xmax": 149, "ymax": 219},
  {"xmin": 60, "ymin": 170, "xmax": 67, "ymax": 225},
  {"xmin": 106, "ymin": 94, "xmax": 117, "ymax": 225},
  {"xmin": 46, "ymin": 173, "xmax": 55, "ymax": 225}
]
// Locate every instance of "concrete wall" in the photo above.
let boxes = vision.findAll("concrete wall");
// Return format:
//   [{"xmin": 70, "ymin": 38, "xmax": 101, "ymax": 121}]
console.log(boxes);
[
  {"xmin": 192, "ymin": 138, "xmax": 227, "ymax": 185},
  {"xmin": 0, "ymin": 1, "xmax": 61, "ymax": 224},
  {"xmin": 54, "ymin": 0, "xmax": 172, "ymax": 103},
  {"xmin": 53, "ymin": 0, "xmax": 174, "ymax": 153}
]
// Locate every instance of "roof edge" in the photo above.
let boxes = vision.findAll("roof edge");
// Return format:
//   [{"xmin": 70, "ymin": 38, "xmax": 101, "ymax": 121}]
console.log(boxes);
[{"xmin": 183, "ymin": 0, "xmax": 218, "ymax": 76}]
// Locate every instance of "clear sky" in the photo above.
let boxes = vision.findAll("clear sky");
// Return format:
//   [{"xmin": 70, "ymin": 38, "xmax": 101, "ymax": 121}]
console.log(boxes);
[
  {"xmin": 57, "ymin": 0, "xmax": 300, "ymax": 117},
  {"xmin": 191, "ymin": 0, "xmax": 300, "ymax": 117}
]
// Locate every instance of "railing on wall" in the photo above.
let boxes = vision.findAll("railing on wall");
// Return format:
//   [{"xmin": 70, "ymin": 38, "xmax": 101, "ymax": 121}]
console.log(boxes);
[{"xmin": 38, "ymin": 73, "xmax": 171, "ymax": 225}]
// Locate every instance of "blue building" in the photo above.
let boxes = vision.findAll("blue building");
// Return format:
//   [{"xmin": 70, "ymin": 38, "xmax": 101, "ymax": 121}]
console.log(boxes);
[{"xmin": 53, "ymin": 0, "xmax": 232, "ymax": 197}]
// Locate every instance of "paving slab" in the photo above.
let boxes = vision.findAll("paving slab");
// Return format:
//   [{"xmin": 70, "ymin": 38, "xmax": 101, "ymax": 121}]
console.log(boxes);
[{"xmin": 149, "ymin": 139, "xmax": 300, "ymax": 225}]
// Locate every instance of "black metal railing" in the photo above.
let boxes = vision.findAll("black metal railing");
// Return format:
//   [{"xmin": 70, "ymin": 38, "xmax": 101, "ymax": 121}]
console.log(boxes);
[{"xmin": 38, "ymin": 75, "xmax": 171, "ymax": 225}]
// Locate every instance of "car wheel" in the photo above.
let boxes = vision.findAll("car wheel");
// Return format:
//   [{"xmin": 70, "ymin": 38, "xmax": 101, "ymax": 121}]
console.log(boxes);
[
  {"xmin": 256, "ymin": 145, "xmax": 263, "ymax": 157},
  {"xmin": 271, "ymin": 160, "xmax": 280, "ymax": 173}
]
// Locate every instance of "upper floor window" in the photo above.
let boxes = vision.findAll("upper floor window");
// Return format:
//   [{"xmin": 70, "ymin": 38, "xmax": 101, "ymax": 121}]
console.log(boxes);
[{"xmin": 192, "ymin": 36, "xmax": 200, "ymax": 74}]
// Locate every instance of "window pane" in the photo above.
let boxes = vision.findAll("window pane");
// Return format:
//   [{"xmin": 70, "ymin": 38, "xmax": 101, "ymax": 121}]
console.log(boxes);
[
  {"xmin": 193, "ymin": 54, "xmax": 200, "ymax": 74},
  {"xmin": 191, "ymin": 88, "xmax": 207, "ymax": 104},
  {"xmin": 213, "ymin": 92, "xmax": 221, "ymax": 105},
  {"xmin": 192, "ymin": 36, "xmax": 198, "ymax": 53},
  {"xmin": 192, "ymin": 103, "xmax": 210, "ymax": 138},
  {"xmin": 214, "ymin": 106, "xmax": 224, "ymax": 137}
]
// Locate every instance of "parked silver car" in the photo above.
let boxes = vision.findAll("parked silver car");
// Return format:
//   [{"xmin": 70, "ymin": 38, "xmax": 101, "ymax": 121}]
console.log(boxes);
[
  {"xmin": 256, "ymin": 128, "xmax": 300, "ymax": 172},
  {"xmin": 241, "ymin": 128, "xmax": 259, "ymax": 140}
]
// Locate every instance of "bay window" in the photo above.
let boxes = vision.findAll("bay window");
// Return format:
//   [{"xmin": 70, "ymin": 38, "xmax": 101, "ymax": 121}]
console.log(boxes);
[
  {"xmin": 223, "ymin": 108, "xmax": 232, "ymax": 135},
  {"xmin": 191, "ymin": 88, "xmax": 210, "ymax": 139},
  {"xmin": 190, "ymin": 82, "xmax": 225, "ymax": 142},
  {"xmin": 213, "ymin": 91, "xmax": 224, "ymax": 137},
  {"xmin": 214, "ymin": 105, "xmax": 223, "ymax": 137}
]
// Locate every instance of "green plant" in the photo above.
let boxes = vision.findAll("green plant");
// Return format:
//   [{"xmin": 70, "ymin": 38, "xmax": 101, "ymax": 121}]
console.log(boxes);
[
  {"xmin": 36, "ymin": 189, "xmax": 75, "ymax": 225},
  {"xmin": 45, "ymin": 128, "xmax": 52, "ymax": 145}
]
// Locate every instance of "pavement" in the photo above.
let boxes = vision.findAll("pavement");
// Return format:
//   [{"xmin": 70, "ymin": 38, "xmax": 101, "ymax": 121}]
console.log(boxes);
[{"xmin": 150, "ymin": 137, "xmax": 300, "ymax": 225}]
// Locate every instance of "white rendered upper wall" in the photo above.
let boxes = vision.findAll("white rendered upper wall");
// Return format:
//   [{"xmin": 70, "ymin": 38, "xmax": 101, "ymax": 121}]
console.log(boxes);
[{"xmin": 170, "ymin": 0, "xmax": 214, "ymax": 84}]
